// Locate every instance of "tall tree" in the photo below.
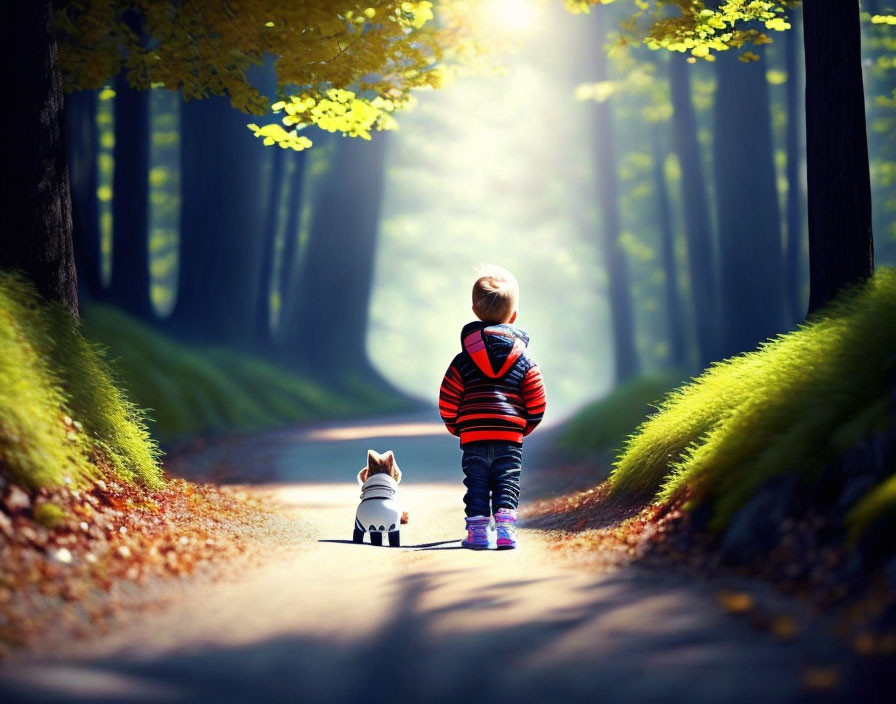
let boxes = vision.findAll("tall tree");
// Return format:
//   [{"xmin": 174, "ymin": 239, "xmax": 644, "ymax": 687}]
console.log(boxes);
[
  {"xmin": 275, "ymin": 151, "xmax": 309, "ymax": 331},
  {"xmin": 668, "ymin": 54, "xmax": 717, "ymax": 367},
  {"xmin": 66, "ymin": 89, "xmax": 103, "ymax": 299},
  {"xmin": 254, "ymin": 148, "xmax": 308, "ymax": 349},
  {"xmin": 107, "ymin": 74, "xmax": 153, "ymax": 318},
  {"xmin": 862, "ymin": 0, "xmax": 896, "ymax": 265},
  {"xmin": 599, "ymin": 0, "xmax": 875, "ymax": 312},
  {"xmin": 279, "ymin": 135, "xmax": 388, "ymax": 379},
  {"xmin": 0, "ymin": 1, "xmax": 77, "ymax": 313},
  {"xmin": 803, "ymin": 0, "xmax": 874, "ymax": 312},
  {"xmin": 166, "ymin": 96, "xmax": 267, "ymax": 345},
  {"xmin": 713, "ymin": 47, "xmax": 785, "ymax": 357},
  {"xmin": 5, "ymin": 1, "xmax": 469, "ymax": 313},
  {"xmin": 254, "ymin": 147, "xmax": 287, "ymax": 347},
  {"xmin": 783, "ymin": 13, "xmax": 805, "ymax": 322},
  {"xmin": 651, "ymin": 123, "xmax": 687, "ymax": 369},
  {"xmin": 590, "ymin": 11, "xmax": 639, "ymax": 383}
]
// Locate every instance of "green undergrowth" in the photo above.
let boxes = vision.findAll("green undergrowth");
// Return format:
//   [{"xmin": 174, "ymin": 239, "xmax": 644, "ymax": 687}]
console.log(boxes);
[
  {"xmin": 81, "ymin": 305, "xmax": 407, "ymax": 444},
  {"xmin": 610, "ymin": 268, "xmax": 896, "ymax": 533},
  {"xmin": 557, "ymin": 374, "xmax": 681, "ymax": 458},
  {"xmin": 0, "ymin": 273, "xmax": 161, "ymax": 490}
]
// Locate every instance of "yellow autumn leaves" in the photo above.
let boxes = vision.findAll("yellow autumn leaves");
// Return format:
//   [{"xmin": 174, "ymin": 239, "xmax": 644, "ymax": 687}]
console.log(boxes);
[
  {"xmin": 57, "ymin": 1, "xmax": 464, "ymax": 151},
  {"xmin": 247, "ymin": 89, "xmax": 408, "ymax": 150},
  {"xmin": 644, "ymin": 3, "xmax": 792, "ymax": 62},
  {"xmin": 246, "ymin": 124, "xmax": 314, "ymax": 151},
  {"xmin": 246, "ymin": 1, "xmax": 446, "ymax": 149},
  {"xmin": 566, "ymin": 0, "xmax": 794, "ymax": 62}
]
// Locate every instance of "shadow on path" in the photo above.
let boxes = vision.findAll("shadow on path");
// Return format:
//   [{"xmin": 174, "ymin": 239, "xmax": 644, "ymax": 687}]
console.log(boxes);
[
  {"xmin": 0, "ymin": 419, "xmax": 859, "ymax": 704},
  {"xmin": 318, "ymin": 539, "xmax": 462, "ymax": 550},
  {"xmin": 0, "ymin": 569, "xmax": 838, "ymax": 704}
]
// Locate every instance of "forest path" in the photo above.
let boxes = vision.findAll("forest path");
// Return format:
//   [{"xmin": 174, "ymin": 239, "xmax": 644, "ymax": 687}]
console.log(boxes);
[{"xmin": 1, "ymin": 415, "xmax": 835, "ymax": 703}]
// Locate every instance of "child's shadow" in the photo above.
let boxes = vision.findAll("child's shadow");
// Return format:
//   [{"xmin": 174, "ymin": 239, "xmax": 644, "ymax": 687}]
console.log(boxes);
[{"xmin": 318, "ymin": 539, "xmax": 463, "ymax": 551}]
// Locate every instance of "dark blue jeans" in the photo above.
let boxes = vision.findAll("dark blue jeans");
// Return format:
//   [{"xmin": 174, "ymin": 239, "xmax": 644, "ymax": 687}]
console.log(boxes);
[{"xmin": 461, "ymin": 441, "xmax": 523, "ymax": 518}]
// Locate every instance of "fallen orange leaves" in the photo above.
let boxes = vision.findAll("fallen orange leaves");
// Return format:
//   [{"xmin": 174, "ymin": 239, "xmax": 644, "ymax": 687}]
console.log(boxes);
[
  {"xmin": 716, "ymin": 590, "xmax": 754, "ymax": 614},
  {"xmin": 0, "ymin": 470, "xmax": 279, "ymax": 655}
]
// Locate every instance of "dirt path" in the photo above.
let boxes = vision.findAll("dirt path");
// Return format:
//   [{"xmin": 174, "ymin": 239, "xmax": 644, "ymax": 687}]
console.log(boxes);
[{"xmin": 0, "ymin": 416, "xmax": 841, "ymax": 703}]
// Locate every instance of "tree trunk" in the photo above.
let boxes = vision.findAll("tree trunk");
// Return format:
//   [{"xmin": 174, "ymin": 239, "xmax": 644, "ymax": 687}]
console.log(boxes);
[
  {"xmin": 591, "ymin": 12, "xmax": 638, "ymax": 384},
  {"xmin": 803, "ymin": 0, "xmax": 874, "ymax": 313},
  {"xmin": 651, "ymin": 123, "xmax": 687, "ymax": 369},
  {"xmin": 713, "ymin": 47, "xmax": 785, "ymax": 358},
  {"xmin": 254, "ymin": 147, "xmax": 286, "ymax": 347},
  {"xmin": 279, "ymin": 135, "xmax": 387, "ymax": 379},
  {"xmin": 107, "ymin": 74, "xmax": 154, "ymax": 318},
  {"xmin": 167, "ymin": 96, "xmax": 267, "ymax": 344},
  {"xmin": 0, "ymin": 1, "xmax": 77, "ymax": 313},
  {"xmin": 783, "ymin": 15, "xmax": 806, "ymax": 323},
  {"xmin": 668, "ymin": 54, "xmax": 718, "ymax": 368},
  {"xmin": 276, "ymin": 151, "xmax": 308, "ymax": 328},
  {"xmin": 66, "ymin": 89, "xmax": 104, "ymax": 299}
]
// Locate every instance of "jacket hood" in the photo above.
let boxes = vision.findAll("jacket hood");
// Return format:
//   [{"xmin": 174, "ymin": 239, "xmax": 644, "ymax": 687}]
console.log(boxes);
[{"xmin": 460, "ymin": 321, "xmax": 530, "ymax": 379}]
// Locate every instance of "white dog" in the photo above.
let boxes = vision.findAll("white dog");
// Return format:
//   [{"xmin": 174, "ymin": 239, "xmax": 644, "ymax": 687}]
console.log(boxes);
[{"xmin": 353, "ymin": 450, "xmax": 407, "ymax": 547}]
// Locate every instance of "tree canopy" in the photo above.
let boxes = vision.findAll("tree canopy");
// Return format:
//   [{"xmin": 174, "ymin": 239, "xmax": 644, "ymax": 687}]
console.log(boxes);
[
  {"xmin": 57, "ymin": 1, "xmax": 480, "ymax": 149},
  {"xmin": 568, "ymin": 0, "xmax": 794, "ymax": 60}
]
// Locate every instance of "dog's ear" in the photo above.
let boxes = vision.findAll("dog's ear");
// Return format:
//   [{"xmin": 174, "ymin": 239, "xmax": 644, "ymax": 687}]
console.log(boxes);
[
  {"xmin": 367, "ymin": 449, "xmax": 380, "ymax": 468},
  {"xmin": 357, "ymin": 468, "xmax": 369, "ymax": 485},
  {"xmin": 382, "ymin": 451, "xmax": 401, "ymax": 483}
]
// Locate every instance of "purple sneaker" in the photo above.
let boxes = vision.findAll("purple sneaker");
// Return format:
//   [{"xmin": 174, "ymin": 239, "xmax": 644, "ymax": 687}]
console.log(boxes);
[
  {"xmin": 495, "ymin": 508, "xmax": 518, "ymax": 549},
  {"xmin": 462, "ymin": 516, "xmax": 495, "ymax": 550}
]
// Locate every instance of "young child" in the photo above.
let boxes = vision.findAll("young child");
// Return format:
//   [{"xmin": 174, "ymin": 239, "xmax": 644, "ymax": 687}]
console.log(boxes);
[{"xmin": 438, "ymin": 266, "xmax": 546, "ymax": 550}]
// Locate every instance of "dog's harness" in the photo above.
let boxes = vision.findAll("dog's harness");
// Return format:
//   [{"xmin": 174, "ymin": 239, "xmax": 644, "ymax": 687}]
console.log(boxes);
[
  {"xmin": 355, "ymin": 473, "xmax": 401, "ymax": 534},
  {"xmin": 359, "ymin": 474, "xmax": 398, "ymax": 501}
]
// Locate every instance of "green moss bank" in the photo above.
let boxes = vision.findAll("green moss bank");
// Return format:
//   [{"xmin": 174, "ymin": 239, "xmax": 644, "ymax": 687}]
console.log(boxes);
[
  {"xmin": 1, "ymin": 274, "xmax": 411, "ymax": 492},
  {"xmin": 80, "ymin": 305, "xmax": 408, "ymax": 444},
  {"xmin": 0, "ymin": 273, "xmax": 161, "ymax": 490},
  {"xmin": 609, "ymin": 268, "xmax": 896, "ymax": 534}
]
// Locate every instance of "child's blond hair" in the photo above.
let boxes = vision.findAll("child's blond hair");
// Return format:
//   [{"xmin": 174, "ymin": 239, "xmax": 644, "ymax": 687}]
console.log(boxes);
[{"xmin": 472, "ymin": 265, "xmax": 519, "ymax": 324}]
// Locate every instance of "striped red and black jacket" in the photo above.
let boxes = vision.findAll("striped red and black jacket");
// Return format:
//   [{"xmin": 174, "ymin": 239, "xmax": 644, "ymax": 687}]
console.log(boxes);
[{"xmin": 439, "ymin": 321, "xmax": 546, "ymax": 446}]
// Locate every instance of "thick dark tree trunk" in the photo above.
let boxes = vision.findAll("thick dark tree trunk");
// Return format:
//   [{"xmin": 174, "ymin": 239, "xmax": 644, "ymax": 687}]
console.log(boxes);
[
  {"xmin": 783, "ymin": 16, "xmax": 806, "ymax": 323},
  {"xmin": 167, "ymin": 96, "xmax": 267, "ymax": 344},
  {"xmin": 803, "ymin": 1, "xmax": 874, "ymax": 313},
  {"xmin": 107, "ymin": 74, "xmax": 153, "ymax": 318},
  {"xmin": 591, "ymin": 12, "xmax": 638, "ymax": 384},
  {"xmin": 254, "ymin": 147, "xmax": 286, "ymax": 347},
  {"xmin": 276, "ymin": 151, "xmax": 308, "ymax": 325},
  {"xmin": 66, "ymin": 89, "xmax": 104, "ymax": 299},
  {"xmin": 0, "ymin": 1, "xmax": 77, "ymax": 313},
  {"xmin": 713, "ymin": 47, "xmax": 785, "ymax": 358},
  {"xmin": 279, "ymin": 135, "xmax": 387, "ymax": 379},
  {"xmin": 668, "ymin": 54, "xmax": 717, "ymax": 368},
  {"xmin": 651, "ymin": 123, "xmax": 687, "ymax": 369}
]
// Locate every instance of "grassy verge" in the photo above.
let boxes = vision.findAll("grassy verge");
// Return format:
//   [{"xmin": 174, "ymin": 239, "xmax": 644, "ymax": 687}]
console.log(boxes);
[
  {"xmin": 0, "ymin": 273, "xmax": 161, "ymax": 490},
  {"xmin": 534, "ymin": 273, "xmax": 896, "ymax": 672},
  {"xmin": 1, "ymin": 274, "xmax": 410, "ymax": 492},
  {"xmin": 609, "ymin": 268, "xmax": 896, "ymax": 533},
  {"xmin": 1, "ymin": 277, "xmax": 357, "ymax": 653},
  {"xmin": 81, "ymin": 305, "xmax": 409, "ymax": 444}
]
